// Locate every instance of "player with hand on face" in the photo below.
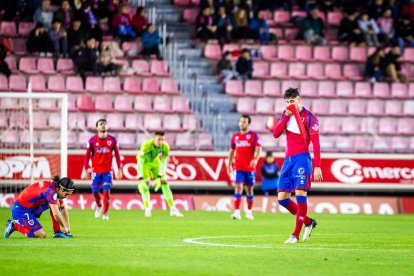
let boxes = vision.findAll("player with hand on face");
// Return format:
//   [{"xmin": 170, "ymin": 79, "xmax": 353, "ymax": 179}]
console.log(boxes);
[{"xmin": 273, "ymin": 88, "xmax": 322, "ymax": 244}]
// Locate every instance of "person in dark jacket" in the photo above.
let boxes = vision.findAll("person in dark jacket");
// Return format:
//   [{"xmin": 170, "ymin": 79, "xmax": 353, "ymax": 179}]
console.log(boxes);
[
  {"xmin": 0, "ymin": 43, "xmax": 11, "ymax": 77},
  {"xmin": 131, "ymin": 6, "xmax": 148, "ymax": 37},
  {"xmin": 261, "ymin": 152, "xmax": 279, "ymax": 197},
  {"xmin": 236, "ymin": 49, "xmax": 253, "ymax": 80},
  {"xmin": 195, "ymin": 7, "xmax": 217, "ymax": 41},
  {"xmin": 299, "ymin": 7, "xmax": 326, "ymax": 45},
  {"xmin": 217, "ymin": 51, "xmax": 236, "ymax": 83},
  {"xmin": 72, "ymin": 37, "xmax": 98, "ymax": 81},
  {"xmin": 67, "ymin": 17, "xmax": 86, "ymax": 51},
  {"xmin": 26, "ymin": 22, "xmax": 52, "ymax": 55},
  {"xmin": 395, "ymin": 15, "xmax": 414, "ymax": 51},
  {"xmin": 48, "ymin": 19, "xmax": 68, "ymax": 57},
  {"xmin": 53, "ymin": 0, "xmax": 73, "ymax": 30},
  {"xmin": 338, "ymin": 10, "xmax": 364, "ymax": 46},
  {"xmin": 141, "ymin": 24, "xmax": 162, "ymax": 59},
  {"xmin": 365, "ymin": 47, "xmax": 385, "ymax": 82}
]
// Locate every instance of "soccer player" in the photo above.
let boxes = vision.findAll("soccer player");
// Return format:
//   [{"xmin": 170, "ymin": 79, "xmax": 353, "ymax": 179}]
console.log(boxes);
[
  {"xmin": 273, "ymin": 88, "xmax": 323, "ymax": 243},
  {"xmin": 136, "ymin": 132, "xmax": 183, "ymax": 218},
  {"xmin": 82, "ymin": 118, "xmax": 122, "ymax": 220},
  {"xmin": 227, "ymin": 115, "xmax": 262, "ymax": 220},
  {"xmin": 4, "ymin": 176, "xmax": 75, "ymax": 239}
]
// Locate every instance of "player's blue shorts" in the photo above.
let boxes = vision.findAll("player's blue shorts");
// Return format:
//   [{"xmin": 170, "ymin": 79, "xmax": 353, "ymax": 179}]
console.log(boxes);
[
  {"xmin": 233, "ymin": 170, "xmax": 256, "ymax": 186},
  {"xmin": 91, "ymin": 172, "xmax": 113, "ymax": 193},
  {"xmin": 278, "ymin": 152, "xmax": 312, "ymax": 193},
  {"xmin": 11, "ymin": 202, "xmax": 47, "ymax": 236}
]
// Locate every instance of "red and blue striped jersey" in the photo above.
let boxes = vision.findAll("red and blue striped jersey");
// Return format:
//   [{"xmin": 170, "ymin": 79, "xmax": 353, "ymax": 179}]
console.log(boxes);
[{"xmin": 16, "ymin": 181, "xmax": 58, "ymax": 209}]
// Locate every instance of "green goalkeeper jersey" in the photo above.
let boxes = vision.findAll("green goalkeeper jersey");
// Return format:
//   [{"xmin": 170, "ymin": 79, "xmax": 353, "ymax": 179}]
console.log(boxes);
[{"xmin": 136, "ymin": 139, "xmax": 170, "ymax": 176}]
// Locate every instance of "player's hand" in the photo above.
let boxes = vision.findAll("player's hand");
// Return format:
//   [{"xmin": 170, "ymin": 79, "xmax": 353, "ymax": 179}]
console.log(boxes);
[
  {"xmin": 227, "ymin": 167, "xmax": 233, "ymax": 178},
  {"xmin": 285, "ymin": 109, "xmax": 293, "ymax": 116},
  {"xmin": 62, "ymin": 227, "xmax": 69, "ymax": 234},
  {"xmin": 250, "ymin": 159, "xmax": 258, "ymax": 168},
  {"xmin": 81, "ymin": 170, "xmax": 90, "ymax": 180},
  {"xmin": 116, "ymin": 170, "xmax": 122, "ymax": 180},
  {"xmin": 314, "ymin": 167, "xmax": 323, "ymax": 182}
]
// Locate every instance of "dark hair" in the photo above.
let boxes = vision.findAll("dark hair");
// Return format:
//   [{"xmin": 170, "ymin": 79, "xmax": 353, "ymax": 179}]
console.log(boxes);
[
  {"xmin": 242, "ymin": 48, "xmax": 250, "ymax": 54},
  {"xmin": 284, "ymin": 87, "xmax": 300, "ymax": 99},
  {"xmin": 35, "ymin": 22, "xmax": 44, "ymax": 29},
  {"xmin": 224, "ymin": 51, "xmax": 231, "ymax": 56},
  {"xmin": 53, "ymin": 175, "xmax": 75, "ymax": 191},
  {"xmin": 96, "ymin": 118, "xmax": 106, "ymax": 127},
  {"xmin": 154, "ymin": 131, "xmax": 165, "ymax": 136},
  {"xmin": 146, "ymin": 23, "xmax": 153, "ymax": 31},
  {"xmin": 241, "ymin": 114, "xmax": 251, "ymax": 124},
  {"xmin": 265, "ymin": 151, "xmax": 273, "ymax": 158},
  {"xmin": 136, "ymin": 6, "xmax": 145, "ymax": 14}
]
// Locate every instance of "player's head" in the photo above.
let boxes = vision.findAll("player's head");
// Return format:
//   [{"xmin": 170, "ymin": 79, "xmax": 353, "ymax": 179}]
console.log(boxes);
[
  {"xmin": 53, "ymin": 175, "xmax": 75, "ymax": 198},
  {"xmin": 239, "ymin": 114, "xmax": 251, "ymax": 132},
  {"xmin": 96, "ymin": 118, "xmax": 107, "ymax": 133},
  {"xmin": 153, "ymin": 131, "xmax": 165, "ymax": 147},
  {"xmin": 265, "ymin": 151, "xmax": 274, "ymax": 163},
  {"xmin": 284, "ymin": 87, "xmax": 301, "ymax": 109}
]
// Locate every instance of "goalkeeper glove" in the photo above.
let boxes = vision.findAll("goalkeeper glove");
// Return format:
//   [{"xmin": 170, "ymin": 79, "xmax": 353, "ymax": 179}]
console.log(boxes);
[{"xmin": 154, "ymin": 177, "xmax": 162, "ymax": 192}]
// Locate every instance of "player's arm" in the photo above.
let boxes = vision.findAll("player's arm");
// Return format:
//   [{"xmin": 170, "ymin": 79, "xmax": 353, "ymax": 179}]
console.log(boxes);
[
  {"xmin": 50, "ymin": 203, "xmax": 69, "ymax": 233},
  {"xmin": 59, "ymin": 200, "xmax": 71, "ymax": 233},
  {"xmin": 81, "ymin": 143, "xmax": 92, "ymax": 179},
  {"xmin": 136, "ymin": 144, "xmax": 146, "ymax": 179},
  {"xmin": 158, "ymin": 143, "xmax": 170, "ymax": 177},
  {"xmin": 113, "ymin": 138, "xmax": 123, "ymax": 179},
  {"xmin": 273, "ymin": 112, "xmax": 290, "ymax": 138},
  {"xmin": 227, "ymin": 134, "xmax": 236, "ymax": 177},
  {"xmin": 250, "ymin": 144, "xmax": 261, "ymax": 168},
  {"xmin": 309, "ymin": 116, "xmax": 323, "ymax": 182}
]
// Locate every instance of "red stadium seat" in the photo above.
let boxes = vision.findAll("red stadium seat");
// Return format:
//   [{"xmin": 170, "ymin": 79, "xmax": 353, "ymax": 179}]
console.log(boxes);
[
  {"xmin": 144, "ymin": 114, "xmax": 163, "ymax": 131},
  {"xmin": 336, "ymin": 81, "xmax": 354, "ymax": 98},
  {"xmin": 204, "ymin": 44, "xmax": 221, "ymax": 60},
  {"xmin": 182, "ymin": 114, "xmax": 198, "ymax": 130},
  {"xmin": 281, "ymin": 80, "xmax": 300, "ymax": 92},
  {"xmin": 29, "ymin": 75, "xmax": 47, "ymax": 92},
  {"xmin": 9, "ymin": 112, "xmax": 28, "ymax": 128},
  {"xmin": 198, "ymin": 133, "xmax": 214, "ymax": 150},
  {"xmin": 256, "ymin": 97, "xmax": 274, "ymax": 115},
  {"xmin": 311, "ymin": 99, "xmax": 330, "ymax": 116},
  {"xmin": 67, "ymin": 95, "xmax": 77, "ymax": 111},
  {"xmin": 5, "ymin": 56, "xmax": 17, "ymax": 73},
  {"xmin": 132, "ymin": 60, "xmax": 151, "ymax": 76},
  {"xmin": 37, "ymin": 58, "xmax": 56, "ymax": 74},
  {"xmin": 95, "ymin": 95, "xmax": 113, "ymax": 112},
  {"xmin": 175, "ymin": 133, "xmax": 195, "ymax": 150},
  {"xmin": 274, "ymin": 98, "xmax": 287, "ymax": 113},
  {"xmin": 106, "ymin": 114, "xmax": 125, "ymax": 131},
  {"xmin": 163, "ymin": 115, "xmax": 182, "ymax": 131},
  {"xmin": 354, "ymin": 136, "xmax": 371, "ymax": 152},
  {"xmin": 0, "ymin": 21, "xmax": 17, "ymax": 37},
  {"xmin": 385, "ymin": 101, "xmax": 403, "ymax": 117},
  {"xmin": 324, "ymin": 64, "xmax": 344, "ymax": 80},
  {"xmin": 327, "ymin": 12, "xmax": 343, "ymax": 26},
  {"xmin": 18, "ymin": 22, "xmax": 34, "ymax": 36},
  {"xmin": 313, "ymin": 46, "xmax": 331, "ymax": 62},
  {"xmin": 33, "ymin": 112, "xmax": 48, "ymax": 129},
  {"xmin": 331, "ymin": 46, "xmax": 348, "ymax": 61},
  {"xmin": 39, "ymin": 131, "xmax": 59, "ymax": 148},
  {"xmin": 77, "ymin": 96, "xmax": 94, "ymax": 112},
  {"xmin": 295, "ymin": 46, "xmax": 313, "ymax": 61},
  {"xmin": 153, "ymin": 96, "xmax": 172, "ymax": 113},
  {"xmin": 68, "ymin": 113, "xmax": 86, "ymax": 130},
  {"xmin": 397, "ymin": 119, "xmax": 414, "ymax": 135},
  {"xmin": 114, "ymin": 95, "xmax": 133, "ymax": 112},
  {"xmin": 329, "ymin": 99, "xmax": 347, "ymax": 115},
  {"xmin": 36, "ymin": 98, "xmax": 57, "ymax": 110},
  {"xmin": 244, "ymin": 80, "xmax": 263, "ymax": 96},
  {"xmin": 9, "ymin": 75, "xmax": 27, "ymax": 91},
  {"xmin": 403, "ymin": 48, "xmax": 414, "ymax": 63},
  {"xmin": 288, "ymin": 63, "xmax": 307, "ymax": 79},
  {"xmin": 284, "ymin": 28, "xmax": 299, "ymax": 41},
  {"xmin": 270, "ymin": 63, "xmax": 288, "ymax": 79},
  {"xmin": 373, "ymin": 83, "xmax": 391, "ymax": 98},
  {"xmin": 263, "ymin": 80, "xmax": 281, "ymax": 97},
  {"xmin": 225, "ymin": 80, "xmax": 244, "ymax": 96},
  {"xmin": 86, "ymin": 77, "xmax": 103, "ymax": 93},
  {"xmin": 322, "ymin": 118, "xmax": 341, "ymax": 134},
  {"xmin": 354, "ymin": 82, "xmax": 372, "ymax": 98},
  {"xmin": 366, "ymin": 100, "xmax": 384, "ymax": 116},
  {"xmin": 277, "ymin": 45, "xmax": 295, "ymax": 61},
  {"xmin": 104, "ymin": 77, "xmax": 122, "ymax": 93},
  {"xmin": 134, "ymin": 95, "xmax": 153, "ymax": 112},
  {"xmin": 273, "ymin": 11, "xmax": 291, "ymax": 24},
  {"xmin": 183, "ymin": 8, "xmax": 198, "ymax": 23},
  {"xmin": 66, "ymin": 76, "xmax": 85, "ymax": 93},
  {"xmin": 260, "ymin": 45, "xmax": 278, "ymax": 61},
  {"xmin": 161, "ymin": 78, "xmax": 180, "ymax": 94},
  {"xmin": 172, "ymin": 97, "xmax": 191, "ymax": 113},
  {"xmin": 222, "ymin": 44, "xmax": 240, "ymax": 54},
  {"xmin": 56, "ymin": 58, "xmax": 75, "ymax": 74},
  {"xmin": 403, "ymin": 101, "xmax": 414, "ymax": 116},
  {"xmin": 19, "ymin": 57, "xmax": 38, "ymax": 74},
  {"xmin": 249, "ymin": 116, "xmax": 267, "ymax": 133},
  {"xmin": 392, "ymin": 137, "xmax": 409, "ymax": 152},
  {"xmin": 150, "ymin": 60, "xmax": 170, "ymax": 77},
  {"xmin": 237, "ymin": 98, "xmax": 256, "ymax": 114},
  {"xmin": 117, "ymin": 133, "xmax": 136, "ymax": 149},
  {"xmin": 378, "ymin": 118, "xmax": 397, "ymax": 135},
  {"xmin": 142, "ymin": 78, "xmax": 160, "ymax": 94},
  {"xmin": 48, "ymin": 112, "xmax": 61, "ymax": 129},
  {"xmin": 343, "ymin": 64, "xmax": 363, "ymax": 81},
  {"xmin": 335, "ymin": 136, "xmax": 354, "ymax": 152},
  {"xmin": 125, "ymin": 114, "xmax": 143, "ymax": 131},
  {"xmin": 300, "ymin": 81, "xmax": 318, "ymax": 98},
  {"xmin": 391, "ymin": 83, "xmax": 408, "ymax": 98},
  {"xmin": 252, "ymin": 63, "xmax": 270, "ymax": 79},
  {"xmin": 317, "ymin": 81, "xmax": 335, "ymax": 98},
  {"xmin": 306, "ymin": 63, "xmax": 326, "ymax": 80},
  {"xmin": 348, "ymin": 100, "xmax": 366, "ymax": 116},
  {"xmin": 342, "ymin": 117, "xmax": 362, "ymax": 134},
  {"xmin": 0, "ymin": 75, "xmax": 9, "ymax": 91},
  {"xmin": 86, "ymin": 113, "xmax": 104, "ymax": 130},
  {"xmin": 0, "ymin": 129, "xmax": 17, "ymax": 143},
  {"xmin": 11, "ymin": 38, "xmax": 27, "ymax": 55},
  {"xmin": 67, "ymin": 132, "xmax": 78, "ymax": 148},
  {"xmin": 349, "ymin": 47, "xmax": 367, "ymax": 63},
  {"xmin": 78, "ymin": 132, "xmax": 94, "ymax": 146},
  {"xmin": 1, "ymin": 98, "xmax": 18, "ymax": 109},
  {"xmin": 124, "ymin": 77, "xmax": 142, "ymax": 94},
  {"xmin": 122, "ymin": 41, "xmax": 138, "ymax": 57}
]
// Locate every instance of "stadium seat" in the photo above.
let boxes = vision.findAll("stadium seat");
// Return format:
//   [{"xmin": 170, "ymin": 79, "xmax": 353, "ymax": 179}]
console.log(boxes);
[
  {"xmin": 0, "ymin": 113, "xmax": 7, "ymax": 128},
  {"xmin": 256, "ymin": 97, "xmax": 274, "ymax": 115},
  {"xmin": 273, "ymin": 10, "xmax": 291, "ymax": 24},
  {"xmin": 67, "ymin": 95, "xmax": 77, "ymax": 111},
  {"xmin": 32, "ymin": 112, "xmax": 48, "ymax": 129},
  {"xmin": 106, "ymin": 114, "xmax": 124, "ymax": 131},
  {"xmin": 306, "ymin": 63, "xmax": 326, "ymax": 80},
  {"xmin": 204, "ymin": 44, "xmax": 221, "ymax": 60},
  {"xmin": 343, "ymin": 64, "xmax": 363, "ymax": 81},
  {"xmin": 124, "ymin": 77, "xmax": 142, "ymax": 94},
  {"xmin": 317, "ymin": 81, "xmax": 335, "ymax": 98},
  {"xmin": 277, "ymin": 45, "xmax": 295, "ymax": 61},
  {"xmin": 0, "ymin": 21, "xmax": 17, "ymax": 37},
  {"xmin": 300, "ymin": 81, "xmax": 318, "ymax": 98},
  {"xmin": 403, "ymin": 101, "xmax": 414, "ymax": 116},
  {"xmin": 153, "ymin": 96, "xmax": 172, "ymax": 113},
  {"xmin": 319, "ymin": 136, "xmax": 335, "ymax": 151},
  {"xmin": 0, "ymin": 75, "xmax": 9, "ymax": 91},
  {"xmin": 260, "ymin": 45, "xmax": 278, "ymax": 61},
  {"xmin": 9, "ymin": 113, "xmax": 28, "ymax": 128},
  {"xmin": 397, "ymin": 118, "xmax": 414, "ymax": 135},
  {"xmin": 331, "ymin": 46, "xmax": 348, "ymax": 61},
  {"xmin": 237, "ymin": 98, "xmax": 256, "ymax": 114},
  {"xmin": 56, "ymin": 58, "xmax": 75, "ymax": 74},
  {"xmin": 172, "ymin": 97, "xmax": 191, "ymax": 113},
  {"xmin": 134, "ymin": 95, "xmax": 153, "ymax": 112},
  {"xmin": 288, "ymin": 63, "xmax": 306, "ymax": 79},
  {"xmin": 321, "ymin": 118, "xmax": 341, "ymax": 134},
  {"xmin": 47, "ymin": 75, "xmax": 67, "ymax": 92},
  {"xmin": 114, "ymin": 95, "xmax": 133, "ymax": 112},
  {"xmin": 37, "ymin": 98, "xmax": 57, "ymax": 110},
  {"xmin": 385, "ymin": 101, "xmax": 403, "ymax": 117},
  {"xmin": 0, "ymin": 129, "xmax": 17, "ymax": 143},
  {"xmin": 295, "ymin": 46, "xmax": 313, "ymax": 61},
  {"xmin": 161, "ymin": 78, "xmax": 180, "ymax": 94},
  {"xmin": 270, "ymin": 63, "xmax": 288, "ymax": 79},
  {"xmin": 311, "ymin": 99, "xmax": 330, "ymax": 116},
  {"xmin": 67, "ymin": 132, "xmax": 78, "ymax": 148},
  {"xmin": 324, "ymin": 64, "xmax": 343, "ymax": 80},
  {"xmin": 95, "ymin": 95, "xmax": 113, "ymax": 112},
  {"xmin": 175, "ymin": 133, "xmax": 196, "ymax": 150},
  {"xmin": 327, "ymin": 12, "xmax": 343, "ymax": 26},
  {"xmin": 78, "ymin": 132, "xmax": 94, "ymax": 146},
  {"xmin": 144, "ymin": 114, "xmax": 163, "ymax": 131},
  {"xmin": 19, "ymin": 57, "xmax": 38, "ymax": 74},
  {"xmin": 342, "ymin": 117, "xmax": 362, "ymax": 134},
  {"xmin": 125, "ymin": 114, "xmax": 143, "ymax": 131},
  {"xmin": 18, "ymin": 22, "xmax": 34, "ymax": 36},
  {"xmin": 391, "ymin": 83, "xmax": 408, "ymax": 98},
  {"xmin": 348, "ymin": 99, "xmax": 366, "ymax": 116},
  {"xmin": 103, "ymin": 77, "xmax": 122, "ymax": 93},
  {"xmin": 366, "ymin": 100, "xmax": 384, "ymax": 116},
  {"xmin": 249, "ymin": 116, "xmax": 267, "ymax": 133},
  {"xmin": 335, "ymin": 136, "xmax": 354, "ymax": 152},
  {"xmin": 378, "ymin": 118, "xmax": 397, "ymax": 135},
  {"xmin": 263, "ymin": 80, "xmax": 281, "ymax": 97},
  {"xmin": 244, "ymin": 80, "xmax": 263, "ymax": 96},
  {"xmin": 66, "ymin": 76, "xmax": 85, "ymax": 93},
  {"xmin": 122, "ymin": 41, "xmax": 139, "ymax": 57},
  {"xmin": 150, "ymin": 60, "xmax": 170, "ymax": 77},
  {"xmin": 142, "ymin": 78, "xmax": 160, "ymax": 94},
  {"xmin": 68, "ymin": 113, "xmax": 86, "ymax": 130},
  {"xmin": 260, "ymin": 134, "xmax": 277, "ymax": 150},
  {"xmin": 222, "ymin": 44, "xmax": 240, "ymax": 54},
  {"xmin": 117, "ymin": 133, "xmax": 136, "ymax": 149},
  {"xmin": 281, "ymin": 80, "xmax": 300, "ymax": 92},
  {"xmin": 37, "ymin": 58, "xmax": 56, "ymax": 74},
  {"xmin": 29, "ymin": 75, "xmax": 47, "ymax": 92},
  {"xmin": 336, "ymin": 81, "xmax": 354, "ymax": 98},
  {"xmin": 313, "ymin": 46, "xmax": 331, "ymax": 62},
  {"xmin": 163, "ymin": 115, "xmax": 182, "ymax": 131},
  {"xmin": 402, "ymin": 48, "xmax": 414, "ymax": 63},
  {"xmin": 349, "ymin": 47, "xmax": 367, "ymax": 63},
  {"xmin": 132, "ymin": 60, "xmax": 151, "ymax": 76},
  {"xmin": 392, "ymin": 137, "xmax": 409, "ymax": 152},
  {"xmin": 11, "ymin": 38, "xmax": 27, "ymax": 55},
  {"xmin": 225, "ymin": 80, "xmax": 244, "ymax": 96},
  {"xmin": 86, "ymin": 77, "xmax": 103, "ymax": 93},
  {"xmin": 274, "ymin": 98, "xmax": 287, "ymax": 113},
  {"xmin": 354, "ymin": 136, "xmax": 371, "ymax": 152},
  {"xmin": 86, "ymin": 113, "xmax": 104, "ymax": 130},
  {"xmin": 329, "ymin": 99, "xmax": 347, "ymax": 115},
  {"xmin": 183, "ymin": 8, "xmax": 198, "ymax": 23},
  {"xmin": 252, "ymin": 63, "xmax": 270, "ymax": 79},
  {"xmin": 19, "ymin": 130, "xmax": 36, "ymax": 144},
  {"xmin": 284, "ymin": 28, "xmax": 299, "ymax": 41},
  {"xmin": 198, "ymin": 133, "xmax": 214, "ymax": 150},
  {"xmin": 9, "ymin": 75, "xmax": 27, "ymax": 91},
  {"xmin": 48, "ymin": 112, "xmax": 61, "ymax": 129},
  {"xmin": 5, "ymin": 56, "xmax": 17, "ymax": 73},
  {"xmin": 182, "ymin": 114, "xmax": 198, "ymax": 130},
  {"xmin": 354, "ymin": 82, "xmax": 372, "ymax": 98},
  {"xmin": 373, "ymin": 83, "xmax": 390, "ymax": 98},
  {"xmin": 77, "ymin": 96, "xmax": 94, "ymax": 111},
  {"xmin": 1, "ymin": 98, "xmax": 18, "ymax": 109}
]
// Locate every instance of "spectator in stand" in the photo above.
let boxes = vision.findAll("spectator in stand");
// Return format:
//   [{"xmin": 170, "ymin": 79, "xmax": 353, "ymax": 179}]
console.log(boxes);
[
  {"xmin": 199, "ymin": 0, "xmax": 216, "ymax": 14},
  {"xmin": 383, "ymin": 45, "xmax": 408, "ymax": 82},
  {"xmin": 53, "ymin": 0, "xmax": 73, "ymax": 30},
  {"xmin": 132, "ymin": 6, "xmax": 148, "ymax": 37},
  {"xmin": 233, "ymin": 8, "xmax": 250, "ymax": 40},
  {"xmin": 98, "ymin": 42, "xmax": 116, "ymax": 76},
  {"xmin": 368, "ymin": 0, "xmax": 386, "ymax": 20},
  {"xmin": 72, "ymin": 0, "xmax": 84, "ymax": 19},
  {"xmin": 299, "ymin": 7, "xmax": 326, "ymax": 46},
  {"xmin": 257, "ymin": 0, "xmax": 292, "ymax": 12},
  {"xmin": 0, "ymin": 0, "xmax": 15, "ymax": 21},
  {"xmin": 236, "ymin": 48, "xmax": 253, "ymax": 81},
  {"xmin": 33, "ymin": 0, "xmax": 54, "ymax": 30},
  {"xmin": 395, "ymin": 15, "xmax": 414, "ymax": 50},
  {"xmin": 141, "ymin": 24, "xmax": 162, "ymax": 60},
  {"xmin": 217, "ymin": 51, "xmax": 237, "ymax": 83},
  {"xmin": 401, "ymin": 0, "xmax": 414, "ymax": 21},
  {"xmin": 195, "ymin": 7, "xmax": 217, "ymax": 41},
  {"xmin": 72, "ymin": 37, "xmax": 99, "ymax": 81},
  {"xmin": 216, "ymin": 6, "xmax": 233, "ymax": 44},
  {"xmin": 91, "ymin": 0, "xmax": 107, "ymax": 20},
  {"xmin": 67, "ymin": 17, "xmax": 86, "ymax": 51},
  {"xmin": 48, "ymin": 19, "xmax": 68, "ymax": 57},
  {"xmin": 15, "ymin": 0, "xmax": 33, "ymax": 22},
  {"xmin": 82, "ymin": 2, "xmax": 102, "ymax": 42},
  {"xmin": 112, "ymin": 3, "xmax": 136, "ymax": 41},
  {"xmin": 377, "ymin": 8, "xmax": 395, "ymax": 45},
  {"xmin": 388, "ymin": 0, "xmax": 401, "ymax": 20},
  {"xmin": 0, "ymin": 43, "xmax": 11, "ymax": 78},
  {"xmin": 358, "ymin": 11, "xmax": 380, "ymax": 46},
  {"xmin": 260, "ymin": 152, "xmax": 279, "ymax": 198},
  {"xmin": 26, "ymin": 23, "xmax": 53, "ymax": 56},
  {"xmin": 365, "ymin": 47, "xmax": 385, "ymax": 82},
  {"xmin": 106, "ymin": 0, "xmax": 121, "ymax": 30},
  {"xmin": 250, "ymin": 10, "xmax": 270, "ymax": 44},
  {"xmin": 338, "ymin": 10, "xmax": 364, "ymax": 46}
]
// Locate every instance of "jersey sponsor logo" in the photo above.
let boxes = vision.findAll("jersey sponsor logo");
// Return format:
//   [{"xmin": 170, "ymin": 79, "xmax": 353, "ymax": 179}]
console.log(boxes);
[
  {"xmin": 95, "ymin": 147, "xmax": 111, "ymax": 153},
  {"xmin": 235, "ymin": 141, "xmax": 251, "ymax": 147},
  {"xmin": 331, "ymin": 159, "xmax": 414, "ymax": 184},
  {"xmin": 298, "ymin": 167, "xmax": 305, "ymax": 174}
]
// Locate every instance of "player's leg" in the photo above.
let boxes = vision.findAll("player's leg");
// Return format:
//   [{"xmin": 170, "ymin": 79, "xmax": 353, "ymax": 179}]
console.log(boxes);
[
  {"xmin": 101, "ymin": 172, "xmax": 113, "ymax": 220},
  {"xmin": 12, "ymin": 208, "xmax": 45, "ymax": 238},
  {"xmin": 138, "ymin": 165, "xmax": 152, "ymax": 217},
  {"xmin": 91, "ymin": 173, "xmax": 103, "ymax": 218},
  {"xmin": 154, "ymin": 167, "xmax": 183, "ymax": 217},
  {"xmin": 244, "ymin": 171, "xmax": 256, "ymax": 220},
  {"xmin": 277, "ymin": 159, "xmax": 297, "ymax": 216},
  {"xmin": 231, "ymin": 171, "xmax": 244, "ymax": 220}
]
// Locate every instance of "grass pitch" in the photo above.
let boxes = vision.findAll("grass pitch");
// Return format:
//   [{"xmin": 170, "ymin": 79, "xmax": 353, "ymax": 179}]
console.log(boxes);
[{"xmin": 0, "ymin": 208, "xmax": 413, "ymax": 275}]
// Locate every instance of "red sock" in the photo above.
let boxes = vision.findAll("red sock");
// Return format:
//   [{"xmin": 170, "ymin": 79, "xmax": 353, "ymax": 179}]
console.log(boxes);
[
  {"xmin": 293, "ymin": 201, "xmax": 309, "ymax": 238},
  {"xmin": 246, "ymin": 195, "xmax": 254, "ymax": 210},
  {"xmin": 13, "ymin": 223, "xmax": 32, "ymax": 237},
  {"xmin": 103, "ymin": 190, "xmax": 110, "ymax": 214},
  {"xmin": 234, "ymin": 194, "xmax": 242, "ymax": 210},
  {"xmin": 50, "ymin": 210, "xmax": 60, "ymax": 233},
  {"xmin": 285, "ymin": 200, "xmax": 298, "ymax": 215},
  {"xmin": 93, "ymin": 192, "xmax": 102, "ymax": 208}
]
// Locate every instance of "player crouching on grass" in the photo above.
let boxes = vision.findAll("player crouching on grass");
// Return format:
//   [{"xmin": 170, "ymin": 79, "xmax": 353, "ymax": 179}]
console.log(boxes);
[
  {"xmin": 273, "ymin": 88, "xmax": 323, "ymax": 244},
  {"xmin": 4, "ymin": 176, "xmax": 75, "ymax": 239},
  {"xmin": 136, "ymin": 132, "xmax": 184, "ymax": 218}
]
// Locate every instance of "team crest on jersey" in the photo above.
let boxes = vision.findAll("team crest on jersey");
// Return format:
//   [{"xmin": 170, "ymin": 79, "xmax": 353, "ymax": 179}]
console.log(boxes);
[
  {"xmin": 28, "ymin": 219, "xmax": 34, "ymax": 226},
  {"xmin": 53, "ymin": 193, "xmax": 57, "ymax": 200},
  {"xmin": 312, "ymin": 124, "xmax": 319, "ymax": 131},
  {"xmin": 298, "ymin": 167, "xmax": 305, "ymax": 174},
  {"xmin": 107, "ymin": 140, "xmax": 112, "ymax": 146},
  {"xmin": 246, "ymin": 134, "xmax": 251, "ymax": 139},
  {"xmin": 235, "ymin": 136, "xmax": 239, "ymax": 140},
  {"xmin": 96, "ymin": 142, "xmax": 99, "ymax": 146}
]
